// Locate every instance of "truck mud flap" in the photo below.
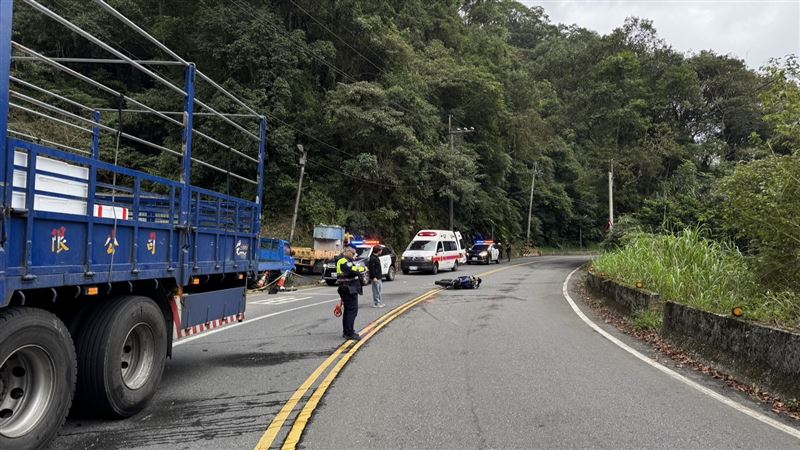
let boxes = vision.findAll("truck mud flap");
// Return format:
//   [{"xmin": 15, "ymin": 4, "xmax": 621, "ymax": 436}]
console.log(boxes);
[{"xmin": 180, "ymin": 286, "xmax": 246, "ymax": 332}]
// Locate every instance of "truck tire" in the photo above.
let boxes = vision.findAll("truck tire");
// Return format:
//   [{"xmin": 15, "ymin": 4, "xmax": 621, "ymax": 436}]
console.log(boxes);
[
  {"xmin": 385, "ymin": 266, "xmax": 396, "ymax": 281},
  {"xmin": 0, "ymin": 307, "xmax": 76, "ymax": 450},
  {"xmin": 76, "ymin": 296, "xmax": 167, "ymax": 418}
]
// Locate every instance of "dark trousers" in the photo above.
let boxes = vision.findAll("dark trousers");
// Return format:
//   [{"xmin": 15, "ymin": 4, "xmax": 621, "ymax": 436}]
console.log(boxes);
[{"xmin": 338, "ymin": 286, "xmax": 359, "ymax": 335}]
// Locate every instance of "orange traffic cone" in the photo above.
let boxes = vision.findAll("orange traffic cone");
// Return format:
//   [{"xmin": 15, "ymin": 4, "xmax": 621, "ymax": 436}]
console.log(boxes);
[
  {"xmin": 277, "ymin": 272, "xmax": 287, "ymax": 291},
  {"xmin": 256, "ymin": 271, "xmax": 268, "ymax": 289}
]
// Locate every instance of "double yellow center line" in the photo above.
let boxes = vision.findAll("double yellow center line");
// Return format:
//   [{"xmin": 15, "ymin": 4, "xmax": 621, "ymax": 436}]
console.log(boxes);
[
  {"xmin": 254, "ymin": 288, "xmax": 441, "ymax": 450},
  {"xmin": 255, "ymin": 259, "xmax": 539, "ymax": 449}
]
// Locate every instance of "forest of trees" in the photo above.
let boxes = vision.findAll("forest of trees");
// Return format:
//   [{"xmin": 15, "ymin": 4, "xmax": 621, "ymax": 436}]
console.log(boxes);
[{"xmin": 8, "ymin": 0, "xmax": 799, "ymax": 260}]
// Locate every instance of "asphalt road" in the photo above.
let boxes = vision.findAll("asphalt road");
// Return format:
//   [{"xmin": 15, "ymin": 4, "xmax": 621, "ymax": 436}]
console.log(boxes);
[{"xmin": 49, "ymin": 256, "xmax": 800, "ymax": 449}]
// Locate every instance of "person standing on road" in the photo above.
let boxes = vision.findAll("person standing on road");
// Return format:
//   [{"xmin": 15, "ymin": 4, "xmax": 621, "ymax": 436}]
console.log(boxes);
[
  {"xmin": 368, "ymin": 246, "xmax": 385, "ymax": 308},
  {"xmin": 506, "ymin": 242, "xmax": 512, "ymax": 262},
  {"xmin": 337, "ymin": 246, "xmax": 366, "ymax": 340}
]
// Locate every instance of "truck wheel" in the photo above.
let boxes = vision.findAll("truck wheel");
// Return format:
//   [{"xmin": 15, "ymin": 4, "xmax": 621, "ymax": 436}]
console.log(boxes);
[
  {"xmin": 325, "ymin": 280, "xmax": 337, "ymax": 286},
  {"xmin": 0, "ymin": 307, "xmax": 76, "ymax": 450},
  {"xmin": 431, "ymin": 263, "xmax": 439, "ymax": 275},
  {"xmin": 385, "ymin": 266, "xmax": 396, "ymax": 281},
  {"xmin": 76, "ymin": 296, "xmax": 166, "ymax": 418}
]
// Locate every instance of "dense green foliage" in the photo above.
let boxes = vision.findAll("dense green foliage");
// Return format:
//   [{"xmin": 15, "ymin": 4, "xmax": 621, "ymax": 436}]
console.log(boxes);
[
  {"xmin": 717, "ymin": 156, "xmax": 800, "ymax": 291},
  {"xmin": 7, "ymin": 0, "xmax": 796, "ymax": 258},
  {"xmin": 593, "ymin": 230, "xmax": 800, "ymax": 330}
]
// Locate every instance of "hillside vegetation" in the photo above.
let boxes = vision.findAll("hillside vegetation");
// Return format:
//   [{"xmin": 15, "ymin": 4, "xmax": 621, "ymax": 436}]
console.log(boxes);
[{"xmin": 10, "ymin": 1, "xmax": 795, "ymax": 247}]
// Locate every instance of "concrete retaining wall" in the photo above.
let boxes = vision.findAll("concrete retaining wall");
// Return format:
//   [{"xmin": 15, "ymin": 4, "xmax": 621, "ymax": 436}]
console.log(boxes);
[
  {"xmin": 586, "ymin": 271, "xmax": 660, "ymax": 313},
  {"xmin": 663, "ymin": 302, "xmax": 800, "ymax": 400},
  {"xmin": 585, "ymin": 272, "xmax": 800, "ymax": 400}
]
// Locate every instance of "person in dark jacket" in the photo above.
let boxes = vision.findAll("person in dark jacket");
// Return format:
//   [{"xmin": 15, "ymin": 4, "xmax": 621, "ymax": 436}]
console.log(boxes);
[
  {"xmin": 337, "ymin": 246, "xmax": 366, "ymax": 340},
  {"xmin": 368, "ymin": 246, "xmax": 385, "ymax": 308}
]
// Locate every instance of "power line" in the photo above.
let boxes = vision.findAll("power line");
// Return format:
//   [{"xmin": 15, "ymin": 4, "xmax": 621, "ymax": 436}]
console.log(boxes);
[
  {"xmin": 51, "ymin": 0, "xmax": 410, "ymax": 188},
  {"xmin": 283, "ymin": 0, "xmax": 475, "ymax": 131},
  {"xmin": 46, "ymin": 0, "xmax": 259, "ymax": 136},
  {"xmin": 229, "ymin": 0, "xmax": 475, "ymax": 132},
  {"xmin": 227, "ymin": 0, "xmax": 354, "ymax": 82},
  {"xmin": 289, "ymin": 0, "xmax": 388, "ymax": 67},
  {"xmin": 222, "ymin": 0, "xmax": 440, "ymax": 189},
  {"xmin": 303, "ymin": 155, "xmax": 420, "ymax": 189},
  {"xmin": 286, "ymin": 0, "xmax": 385, "ymax": 75}
]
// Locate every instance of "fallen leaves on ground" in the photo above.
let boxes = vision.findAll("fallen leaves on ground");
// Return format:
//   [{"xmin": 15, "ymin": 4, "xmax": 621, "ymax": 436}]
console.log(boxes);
[{"xmin": 577, "ymin": 279, "xmax": 800, "ymax": 422}]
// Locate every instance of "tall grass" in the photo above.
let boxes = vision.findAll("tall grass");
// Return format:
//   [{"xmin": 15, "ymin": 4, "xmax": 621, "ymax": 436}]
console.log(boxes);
[{"xmin": 592, "ymin": 229, "xmax": 799, "ymax": 330}]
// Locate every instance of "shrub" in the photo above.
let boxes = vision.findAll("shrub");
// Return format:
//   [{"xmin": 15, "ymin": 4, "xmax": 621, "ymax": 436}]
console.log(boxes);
[
  {"xmin": 716, "ymin": 155, "xmax": 800, "ymax": 292},
  {"xmin": 593, "ymin": 229, "xmax": 799, "ymax": 329}
]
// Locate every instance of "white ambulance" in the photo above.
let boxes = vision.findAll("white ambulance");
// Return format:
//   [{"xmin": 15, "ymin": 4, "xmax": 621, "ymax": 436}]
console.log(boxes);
[{"xmin": 401, "ymin": 229, "xmax": 466, "ymax": 275}]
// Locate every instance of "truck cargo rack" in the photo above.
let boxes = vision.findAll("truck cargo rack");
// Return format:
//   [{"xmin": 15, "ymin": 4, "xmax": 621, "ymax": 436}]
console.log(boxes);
[{"xmin": 0, "ymin": 0, "xmax": 267, "ymax": 305}]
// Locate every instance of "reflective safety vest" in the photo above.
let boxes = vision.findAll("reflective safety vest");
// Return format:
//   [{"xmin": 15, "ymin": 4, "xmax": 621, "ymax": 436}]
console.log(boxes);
[{"xmin": 336, "ymin": 256, "xmax": 365, "ymax": 282}]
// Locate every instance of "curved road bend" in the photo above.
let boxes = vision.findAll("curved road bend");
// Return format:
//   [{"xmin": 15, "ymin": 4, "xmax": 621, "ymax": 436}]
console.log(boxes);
[
  {"xmin": 50, "ymin": 256, "xmax": 800, "ymax": 449},
  {"xmin": 301, "ymin": 256, "xmax": 800, "ymax": 449},
  {"xmin": 51, "ymin": 261, "xmax": 491, "ymax": 449}
]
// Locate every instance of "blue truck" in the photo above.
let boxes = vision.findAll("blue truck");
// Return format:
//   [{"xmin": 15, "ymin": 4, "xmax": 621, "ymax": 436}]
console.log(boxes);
[
  {"xmin": 0, "ymin": 2, "xmax": 267, "ymax": 447},
  {"xmin": 259, "ymin": 238, "xmax": 295, "ymax": 274},
  {"xmin": 254, "ymin": 238, "xmax": 295, "ymax": 289}
]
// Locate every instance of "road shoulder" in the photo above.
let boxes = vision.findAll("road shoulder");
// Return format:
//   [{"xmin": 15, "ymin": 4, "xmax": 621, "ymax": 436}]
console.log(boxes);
[{"xmin": 567, "ymin": 268, "xmax": 800, "ymax": 427}]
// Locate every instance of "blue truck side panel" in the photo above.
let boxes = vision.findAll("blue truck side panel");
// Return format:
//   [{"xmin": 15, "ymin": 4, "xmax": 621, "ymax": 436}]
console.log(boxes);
[
  {"xmin": 1, "ymin": 140, "xmax": 259, "ymax": 303},
  {"xmin": 0, "ymin": 1, "xmax": 265, "ymax": 313}
]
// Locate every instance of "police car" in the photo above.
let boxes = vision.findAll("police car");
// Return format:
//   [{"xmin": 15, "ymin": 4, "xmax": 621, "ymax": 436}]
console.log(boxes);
[
  {"xmin": 322, "ymin": 241, "xmax": 398, "ymax": 286},
  {"xmin": 466, "ymin": 240, "xmax": 501, "ymax": 264}
]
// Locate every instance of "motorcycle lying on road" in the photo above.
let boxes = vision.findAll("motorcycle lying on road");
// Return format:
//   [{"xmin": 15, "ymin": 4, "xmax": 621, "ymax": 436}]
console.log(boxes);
[{"xmin": 434, "ymin": 275, "xmax": 482, "ymax": 289}]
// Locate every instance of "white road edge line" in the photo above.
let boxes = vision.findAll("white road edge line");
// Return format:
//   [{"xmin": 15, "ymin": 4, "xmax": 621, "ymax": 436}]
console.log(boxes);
[
  {"xmin": 174, "ymin": 299, "xmax": 340, "ymax": 347},
  {"xmin": 562, "ymin": 267, "xmax": 800, "ymax": 440},
  {"xmin": 247, "ymin": 285, "xmax": 331, "ymax": 299},
  {"xmin": 250, "ymin": 296, "xmax": 313, "ymax": 305}
]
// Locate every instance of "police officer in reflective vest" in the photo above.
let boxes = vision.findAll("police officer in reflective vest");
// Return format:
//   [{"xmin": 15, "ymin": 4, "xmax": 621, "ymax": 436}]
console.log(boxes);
[{"xmin": 337, "ymin": 246, "xmax": 366, "ymax": 340}]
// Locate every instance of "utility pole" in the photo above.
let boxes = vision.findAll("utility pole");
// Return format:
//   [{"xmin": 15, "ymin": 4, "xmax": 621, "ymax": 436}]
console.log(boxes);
[
  {"xmin": 449, "ymin": 115, "xmax": 454, "ymax": 231},
  {"xmin": 608, "ymin": 159, "xmax": 614, "ymax": 231},
  {"xmin": 526, "ymin": 162, "xmax": 540, "ymax": 245},
  {"xmin": 447, "ymin": 114, "xmax": 474, "ymax": 230},
  {"xmin": 289, "ymin": 144, "xmax": 307, "ymax": 243}
]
